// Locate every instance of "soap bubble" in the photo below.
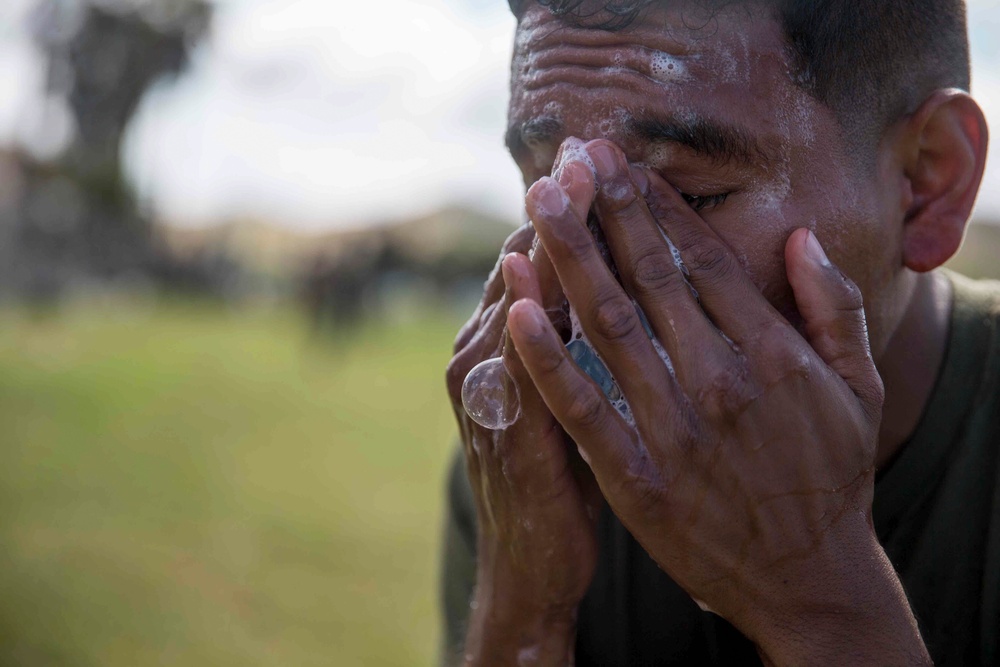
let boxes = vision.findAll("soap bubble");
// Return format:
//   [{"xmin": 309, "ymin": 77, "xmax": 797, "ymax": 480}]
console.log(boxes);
[{"xmin": 462, "ymin": 357, "xmax": 521, "ymax": 430}]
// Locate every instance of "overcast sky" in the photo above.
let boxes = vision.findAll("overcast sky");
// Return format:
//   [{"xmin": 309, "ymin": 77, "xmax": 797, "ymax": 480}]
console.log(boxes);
[{"xmin": 2, "ymin": 0, "xmax": 1000, "ymax": 229}]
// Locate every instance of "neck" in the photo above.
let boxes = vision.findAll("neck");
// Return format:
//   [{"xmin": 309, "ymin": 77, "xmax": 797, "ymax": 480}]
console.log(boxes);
[{"xmin": 874, "ymin": 270, "xmax": 953, "ymax": 469}]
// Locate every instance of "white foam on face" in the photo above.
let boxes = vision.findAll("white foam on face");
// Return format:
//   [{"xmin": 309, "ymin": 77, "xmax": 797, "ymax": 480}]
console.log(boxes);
[
  {"xmin": 750, "ymin": 168, "xmax": 792, "ymax": 216},
  {"xmin": 650, "ymin": 51, "xmax": 687, "ymax": 83},
  {"xmin": 543, "ymin": 100, "xmax": 564, "ymax": 116},
  {"xmin": 553, "ymin": 137, "xmax": 598, "ymax": 191},
  {"xmin": 612, "ymin": 106, "xmax": 633, "ymax": 128},
  {"xmin": 650, "ymin": 52, "xmax": 685, "ymax": 81}
]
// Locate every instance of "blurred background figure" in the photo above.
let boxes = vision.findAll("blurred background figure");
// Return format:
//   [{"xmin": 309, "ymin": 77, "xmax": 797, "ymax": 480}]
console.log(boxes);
[
  {"xmin": 0, "ymin": 0, "xmax": 997, "ymax": 665},
  {"xmin": 1, "ymin": 0, "xmax": 210, "ymax": 303}
]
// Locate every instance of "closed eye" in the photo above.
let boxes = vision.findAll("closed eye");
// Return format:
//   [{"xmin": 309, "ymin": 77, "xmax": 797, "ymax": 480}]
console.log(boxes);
[{"xmin": 680, "ymin": 192, "xmax": 730, "ymax": 212}]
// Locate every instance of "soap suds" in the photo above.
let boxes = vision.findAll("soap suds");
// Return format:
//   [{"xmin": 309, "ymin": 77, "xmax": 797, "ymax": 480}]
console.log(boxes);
[
  {"xmin": 650, "ymin": 51, "xmax": 688, "ymax": 82},
  {"xmin": 553, "ymin": 137, "xmax": 598, "ymax": 191}
]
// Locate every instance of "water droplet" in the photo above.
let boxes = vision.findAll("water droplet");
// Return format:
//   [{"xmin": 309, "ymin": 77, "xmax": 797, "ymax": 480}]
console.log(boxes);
[{"xmin": 462, "ymin": 358, "xmax": 521, "ymax": 430}]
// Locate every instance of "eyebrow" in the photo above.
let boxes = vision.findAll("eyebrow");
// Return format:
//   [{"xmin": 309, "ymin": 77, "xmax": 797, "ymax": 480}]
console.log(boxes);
[
  {"xmin": 626, "ymin": 113, "xmax": 768, "ymax": 167},
  {"xmin": 505, "ymin": 112, "xmax": 769, "ymax": 168}
]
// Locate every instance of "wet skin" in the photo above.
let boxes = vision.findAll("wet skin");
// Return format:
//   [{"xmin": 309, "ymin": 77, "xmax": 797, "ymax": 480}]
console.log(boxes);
[
  {"xmin": 506, "ymin": 4, "xmax": 908, "ymax": 358},
  {"xmin": 445, "ymin": 3, "xmax": 986, "ymax": 665}
]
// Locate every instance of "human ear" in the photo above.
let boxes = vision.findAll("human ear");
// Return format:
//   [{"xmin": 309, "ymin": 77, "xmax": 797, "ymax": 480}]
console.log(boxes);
[{"xmin": 897, "ymin": 90, "xmax": 989, "ymax": 273}]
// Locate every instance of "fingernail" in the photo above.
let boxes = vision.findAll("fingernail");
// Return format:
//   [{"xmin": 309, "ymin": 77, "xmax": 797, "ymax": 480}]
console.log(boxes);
[
  {"xmin": 588, "ymin": 143, "xmax": 620, "ymax": 180},
  {"xmin": 502, "ymin": 252, "xmax": 525, "ymax": 283},
  {"xmin": 805, "ymin": 230, "xmax": 831, "ymax": 267},
  {"xmin": 629, "ymin": 165, "xmax": 650, "ymax": 196},
  {"xmin": 556, "ymin": 163, "xmax": 575, "ymax": 189},
  {"xmin": 516, "ymin": 300, "xmax": 545, "ymax": 337},
  {"xmin": 533, "ymin": 178, "xmax": 568, "ymax": 216}
]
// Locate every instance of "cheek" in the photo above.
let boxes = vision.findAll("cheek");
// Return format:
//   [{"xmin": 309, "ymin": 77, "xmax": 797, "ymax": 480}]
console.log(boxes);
[
  {"xmin": 713, "ymin": 195, "xmax": 799, "ymax": 317},
  {"xmin": 822, "ymin": 204, "xmax": 904, "ymax": 357}
]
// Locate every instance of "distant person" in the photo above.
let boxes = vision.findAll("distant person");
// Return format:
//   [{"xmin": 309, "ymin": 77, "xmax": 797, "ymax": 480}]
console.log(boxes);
[{"xmin": 442, "ymin": 1, "xmax": 999, "ymax": 665}]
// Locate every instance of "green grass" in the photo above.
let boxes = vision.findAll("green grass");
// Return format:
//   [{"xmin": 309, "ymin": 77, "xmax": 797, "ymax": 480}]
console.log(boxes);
[{"xmin": 0, "ymin": 298, "xmax": 463, "ymax": 666}]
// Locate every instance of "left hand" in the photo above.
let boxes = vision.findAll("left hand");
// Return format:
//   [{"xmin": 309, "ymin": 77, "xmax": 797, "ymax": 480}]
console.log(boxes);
[{"xmin": 506, "ymin": 140, "xmax": 929, "ymax": 666}]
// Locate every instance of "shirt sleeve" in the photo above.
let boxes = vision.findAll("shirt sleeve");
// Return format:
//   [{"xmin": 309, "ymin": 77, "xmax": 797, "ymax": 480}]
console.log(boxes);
[{"xmin": 439, "ymin": 444, "xmax": 478, "ymax": 667}]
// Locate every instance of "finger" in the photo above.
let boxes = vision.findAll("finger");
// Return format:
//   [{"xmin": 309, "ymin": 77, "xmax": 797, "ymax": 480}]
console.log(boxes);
[
  {"xmin": 531, "ymin": 143, "xmax": 598, "ymax": 334},
  {"xmin": 526, "ymin": 176, "xmax": 677, "ymax": 418},
  {"xmin": 642, "ymin": 168, "xmax": 783, "ymax": 346},
  {"xmin": 529, "ymin": 240, "xmax": 571, "ymax": 336},
  {"xmin": 507, "ymin": 297, "xmax": 657, "ymax": 506},
  {"xmin": 453, "ymin": 222, "xmax": 534, "ymax": 353},
  {"xmin": 511, "ymin": 248, "xmax": 602, "ymax": 511},
  {"xmin": 585, "ymin": 142, "xmax": 737, "ymax": 391},
  {"xmin": 553, "ymin": 142, "xmax": 597, "ymax": 222},
  {"xmin": 785, "ymin": 229, "xmax": 885, "ymax": 420},
  {"xmin": 492, "ymin": 254, "xmax": 577, "ymax": 496},
  {"xmin": 446, "ymin": 292, "xmax": 508, "ymax": 403}
]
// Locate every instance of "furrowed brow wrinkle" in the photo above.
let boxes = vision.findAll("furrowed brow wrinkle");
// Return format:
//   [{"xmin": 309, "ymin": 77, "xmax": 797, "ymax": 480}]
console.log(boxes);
[{"xmin": 626, "ymin": 114, "xmax": 768, "ymax": 166}]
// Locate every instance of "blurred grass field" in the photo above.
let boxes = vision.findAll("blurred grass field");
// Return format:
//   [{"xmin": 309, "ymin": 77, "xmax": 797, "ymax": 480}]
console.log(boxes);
[
  {"xmin": 0, "ymin": 224, "xmax": 995, "ymax": 667},
  {"xmin": 0, "ymin": 299, "xmax": 463, "ymax": 666}
]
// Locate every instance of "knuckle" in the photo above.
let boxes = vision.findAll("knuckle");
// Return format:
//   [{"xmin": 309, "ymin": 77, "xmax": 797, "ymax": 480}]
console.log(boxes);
[
  {"xmin": 697, "ymin": 364, "xmax": 754, "ymax": 420},
  {"xmin": 445, "ymin": 352, "xmax": 474, "ymax": 401},
  {"xmin": 773, "ymin": 344, "xmax": 813, "ymax": 379},
  {"xmin": 479, "ymin": 301, "xmax": 501, "ymax": 329},
  {"xmin": 502, "ymin": 222, "xmax": 535, "ymax": 254},
  {"xmin": 590, "ymin": 293, "xmax": 639, "ymax": 343},
  {"xmin": 557, "ymin": 226, "xmax": 596, "ymax": 265},
  {"xmin": 687, "ymin": 242, "xmax": 736, "ymax": 283},
  {"xmin": 755, "ymin": 323, "xmax": 808, "ymax": 367},
  {"xmin": 453, "ymin": 319, "xmax": 476, "ymax": 354},
  {"xmin": 857, "ymin": 371, "xmax": 886, "ymax": 421},
  {"xmin": 632, "ymin": 251, "xmax": 681, "ymax": 295},
  {"xmin": 598, "ymin": 174, "xmax": 640, "ymax": 211},
  {"xmin": 621, "ymin": 456, "xmax": 663, "ymax": 515},
  {"xmin": 834, "ymin": 274, "xmax": 865, "ymax": 312},
  {"xmin": 566, "ymin": 389, "xmax": 608, "ymax": 430},
  {"xmin": 672, "ymin": 417, "xmax": 703, "ymax": 453},
  {"xmin": 535, "ymin": 344, "xmax": 567, "ymax": 375}
]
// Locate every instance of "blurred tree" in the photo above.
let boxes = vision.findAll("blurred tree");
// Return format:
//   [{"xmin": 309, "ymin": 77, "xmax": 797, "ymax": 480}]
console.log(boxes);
[{"xmin": 0, "ymin": 0, "xmax": 210, "ymax": 300}]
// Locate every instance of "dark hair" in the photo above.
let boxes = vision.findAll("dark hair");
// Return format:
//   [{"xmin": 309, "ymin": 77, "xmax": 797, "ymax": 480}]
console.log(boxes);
[{"xmin": 508, "ymin": 0, "xmax": 971, "ymax": 146}]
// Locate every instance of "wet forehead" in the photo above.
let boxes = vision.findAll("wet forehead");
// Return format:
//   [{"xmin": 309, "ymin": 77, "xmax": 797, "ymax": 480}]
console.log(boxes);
[{"xmin": 508, "ymin": 4, "xmax": 819, "ymax": 165}]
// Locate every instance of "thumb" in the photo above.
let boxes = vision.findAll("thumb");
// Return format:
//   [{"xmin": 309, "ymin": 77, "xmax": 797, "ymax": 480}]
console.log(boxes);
[{"xmin": 786, "ymin": 229, "xmax": 885, "ymax": 419}]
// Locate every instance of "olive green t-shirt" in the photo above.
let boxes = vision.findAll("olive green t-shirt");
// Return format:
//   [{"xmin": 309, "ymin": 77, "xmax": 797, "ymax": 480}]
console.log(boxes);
[{"xmin": 440, "ymin": 272, "xmax": 1000, "ymax": 666}]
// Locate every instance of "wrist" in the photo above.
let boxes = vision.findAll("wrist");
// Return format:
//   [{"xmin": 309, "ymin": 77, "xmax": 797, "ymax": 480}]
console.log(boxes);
[
  {"xmin": 463, "ymin": 584, "xmax": 578, "ymax": 667},
  {"xmin": 739, "ymin": 513, "xmax": 929, "ymax": 666}
]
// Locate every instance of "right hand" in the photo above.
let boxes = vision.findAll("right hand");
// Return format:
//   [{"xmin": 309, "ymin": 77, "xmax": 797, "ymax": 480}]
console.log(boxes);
[{"xmin": 445, "ymin": 166, "xmax": 603, "ymax": 664}]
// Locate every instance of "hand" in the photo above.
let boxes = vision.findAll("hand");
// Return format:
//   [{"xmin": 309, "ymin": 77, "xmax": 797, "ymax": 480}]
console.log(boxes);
[
  {"xmin": 445, "ymin": 217, "xmax": 601, "ymax": 665},
  {"xmin": 507, "ymin": 140, "xmax": 930, "ymax": 665}
]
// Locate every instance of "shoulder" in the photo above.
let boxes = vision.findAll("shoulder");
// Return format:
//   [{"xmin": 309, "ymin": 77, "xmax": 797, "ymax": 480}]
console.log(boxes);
[
  {"xmin": 948, "ymin": 270, "xmax": 1000, "ymax": 319},
  {"xmin": 945, "ymin": 271, "xmax": 1000, "ymax": 397}
]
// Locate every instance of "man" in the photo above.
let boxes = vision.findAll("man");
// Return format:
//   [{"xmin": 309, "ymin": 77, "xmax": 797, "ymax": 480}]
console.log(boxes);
[{"xmin": 442, "ymin": 0, "xmax": 998, "ymax": 664}]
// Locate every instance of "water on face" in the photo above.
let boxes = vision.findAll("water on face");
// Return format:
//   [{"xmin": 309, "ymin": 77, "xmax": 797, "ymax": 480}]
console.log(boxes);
[{"xmin": 462, "ymin": 357, "xmax": 521, "ymax": 430}]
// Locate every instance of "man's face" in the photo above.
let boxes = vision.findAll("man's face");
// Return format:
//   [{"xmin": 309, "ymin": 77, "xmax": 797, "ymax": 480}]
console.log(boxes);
[{"xmin": 506, "ymin": 3, "xmax": 907, "ymax": 360}]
